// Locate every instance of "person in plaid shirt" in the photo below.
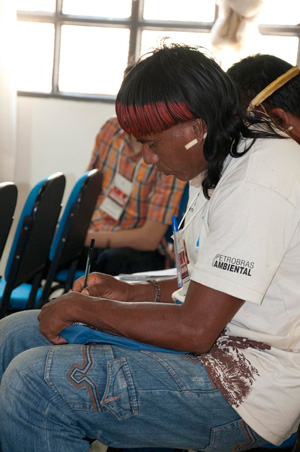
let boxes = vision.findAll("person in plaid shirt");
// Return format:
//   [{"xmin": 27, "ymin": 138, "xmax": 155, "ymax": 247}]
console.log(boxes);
[{"xmin": 84, "ymin": 115, "xmax": 186, "ymax": 275}]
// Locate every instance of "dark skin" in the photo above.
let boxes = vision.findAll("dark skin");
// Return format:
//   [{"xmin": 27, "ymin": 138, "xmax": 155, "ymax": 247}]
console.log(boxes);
[
  {"xmin": 38, "ymin": 276, "xmax": 244, "ymax": 352},
  {"xmin": 38, "ymin": 120, "xmax": 245, "ymax": 352},
  {"xmin": 269, "ymin": 107, "xmax": 300, "ymax": 145}
]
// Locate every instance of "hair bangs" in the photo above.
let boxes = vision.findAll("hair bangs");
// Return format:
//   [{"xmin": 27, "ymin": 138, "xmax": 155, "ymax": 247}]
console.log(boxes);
[{"xmin": 116, "ymin": 101, "xmax": 195, "ymax": 137}]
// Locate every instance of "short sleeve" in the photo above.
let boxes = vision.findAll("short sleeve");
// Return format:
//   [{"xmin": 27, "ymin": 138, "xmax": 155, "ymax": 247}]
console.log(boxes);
[{"xmin": 191, "ymin": 180, "xmax": 300, "ymax": 304}]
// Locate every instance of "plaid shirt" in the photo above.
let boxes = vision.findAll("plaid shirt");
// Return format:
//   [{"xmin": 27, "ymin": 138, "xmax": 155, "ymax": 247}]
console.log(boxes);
[{"xmin": 88, "ymin": 117, "xmax": 186, "ymax": 255}]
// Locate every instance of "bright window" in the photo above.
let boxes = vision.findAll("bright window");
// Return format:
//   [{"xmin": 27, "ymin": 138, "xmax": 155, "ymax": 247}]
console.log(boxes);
[
  {"xmin": 59, "ymin": 26, "xmax": 130, "ymax": 95},
  {"xmin": 259, "ymin": 0, "xmax": 300, "ymax": 25},
  {"xmin": 16, "ymin": 0, "xmax": 300, "ymax": 100},
  {"xmin": 16, "ymin": 22, "xmax": 54, "ymax": 93},
  {"xmin": 141, "ymin": 31, "xmax": 213, "ymax": 57},
  {"xmin": 62, "ymin": 0, "xmax": 132, "ymax": 18},
  {"xmin": 143, "ymin": 0, "xmax": 215, "ymax": 22},
  {"xmin": 16, "ymin": 0, "xmax": 55, "ymax": 13}
]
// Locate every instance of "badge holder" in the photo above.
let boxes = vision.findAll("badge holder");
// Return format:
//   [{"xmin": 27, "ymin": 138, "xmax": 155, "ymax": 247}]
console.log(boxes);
[
  {"xmin": 173, "ymin": 215, "xmax": 190, "ymax": 295},
  {"xmin": 100, "ymin": 173, "xmax": 133, "ymax": 221}
]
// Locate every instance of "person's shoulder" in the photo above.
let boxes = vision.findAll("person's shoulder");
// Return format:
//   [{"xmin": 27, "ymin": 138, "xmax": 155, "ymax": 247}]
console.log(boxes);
[
  {"xmin": 221, "ymin": 136, "xmax": 300, "ymax": 200},
  {"xmin": 253, "ymin": 135, "xmax": 300, "ymax": 168},
  {"xmin": 247, "ymin": 137, "xmax": 300, "ymax": 202}
]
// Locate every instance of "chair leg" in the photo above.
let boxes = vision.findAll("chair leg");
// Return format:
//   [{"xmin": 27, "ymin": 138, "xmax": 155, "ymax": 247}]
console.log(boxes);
[
  {"xmin": 0, "ymin": 281, "xmax": 13, "ymax": 318},
  {"xmin": 63, "ymin": 259, "xmax": 79, "ymax": 293},
  {"xmin": 26, "ymin": 272, "xmax": 43, "ymax": 310}
]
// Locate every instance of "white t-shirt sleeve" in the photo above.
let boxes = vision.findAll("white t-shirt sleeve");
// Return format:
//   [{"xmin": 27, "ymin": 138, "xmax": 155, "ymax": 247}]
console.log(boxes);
[{"xmin": 191, "ymin": 164, "xmax": 299, "ymax": 304}]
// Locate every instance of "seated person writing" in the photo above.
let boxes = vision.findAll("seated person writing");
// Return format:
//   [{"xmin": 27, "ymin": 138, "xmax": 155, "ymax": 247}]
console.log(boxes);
[
  {"xmin": 1, "ymin": 44, "xmax": 300, "ymax": 452},
  {"xmin": 227, "ymin": 53, "xmax": 300, "ymax": 144},
  {"xmin": 83, "ymin": 115, "xmax": 186, "ymax": 275}
]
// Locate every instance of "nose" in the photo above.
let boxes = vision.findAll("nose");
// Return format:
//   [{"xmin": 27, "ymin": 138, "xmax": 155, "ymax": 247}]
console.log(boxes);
[{"xmin": 142, "ymin": 144, "xmax": 159, "ymax": 165}]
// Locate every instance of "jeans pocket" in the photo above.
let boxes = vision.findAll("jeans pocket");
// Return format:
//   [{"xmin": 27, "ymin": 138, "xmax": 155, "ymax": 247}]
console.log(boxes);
[
  {"xmin": 202, "ymin": 419, "xmax": 267, "ymax": 452},
  {"xmin": 101, "ymin": 356, "xmax": 139, "ymax": 420},
  {"xmin": 45, "ymin": 345, "xmax": 138, "ymax": 417}
]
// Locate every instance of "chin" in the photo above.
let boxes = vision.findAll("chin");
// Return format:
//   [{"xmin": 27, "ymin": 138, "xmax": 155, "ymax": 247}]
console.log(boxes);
[{"xmin": 158, "ymin": 167, "xmax": 171, "ymax": 175}]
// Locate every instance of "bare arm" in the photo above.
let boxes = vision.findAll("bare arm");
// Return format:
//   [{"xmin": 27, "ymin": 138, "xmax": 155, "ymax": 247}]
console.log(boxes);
[
  {"xmin": 38, "ymin": 279, "xmax": 244, "ymax": 352},
  {"xmin": 72, "ymin": 272, "xmax": 178, "ymax": 303},
  {"xmin": 85, "ymin": 219, "xmax": 168, "ymax": 251}
]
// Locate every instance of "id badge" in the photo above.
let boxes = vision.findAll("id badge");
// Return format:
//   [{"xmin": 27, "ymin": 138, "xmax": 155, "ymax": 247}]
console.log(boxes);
[
  {"xmin": 173, "ymin": 229, "xmax": 190, "ymax": 296},
  {"xmin": 100, "ymin": 173, "xmax": 133, "ymax": 221}
]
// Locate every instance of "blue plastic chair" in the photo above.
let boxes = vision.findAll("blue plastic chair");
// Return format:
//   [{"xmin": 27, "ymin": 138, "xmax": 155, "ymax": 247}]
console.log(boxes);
[
  {"xmin": 0, "ymin": 182, "xmax": 18, "ymax": 262},
  {"xmin": 37, "ymin": 169, "xmax": 102, "ymax": 307},
  {"xmin": 0, "ymin": 173, "xmax": 66, "ymax": 318},
  {"xmin": 251, "ymin": 431, "xmax": 296, "ymax": 451}
]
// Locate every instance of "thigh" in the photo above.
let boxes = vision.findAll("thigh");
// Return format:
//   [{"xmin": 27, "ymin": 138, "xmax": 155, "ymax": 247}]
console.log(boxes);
[
  {"xmin": 0, "ymin": 343, "xmax": 268, "ymax": 452},
  {"xmin": 0, "ymin": 310, "xmax": 49, "ymax": 380},
  {"xmin": 106, "ymin": 349, "xmax": 268, "ymax": 451},
  {"xmin": 13, "ymin": 343, "xmax": 267, "ymax": 451},
  {"xmin": 0, "ymin": 343, "xmax": 91, "ymax": 452}
]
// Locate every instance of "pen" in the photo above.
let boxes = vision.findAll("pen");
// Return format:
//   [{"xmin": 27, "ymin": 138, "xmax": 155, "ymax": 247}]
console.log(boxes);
[
  {"xmin": 118, "ymin": 273, "xmax": 175, "ymax": 281},
  {"xmin": 172, "ymin": 215, "xmax": 183, "ymax": 288},
  {"xmin": 83, "ymin": 238, "xmax": 95, "ymax": 288}
]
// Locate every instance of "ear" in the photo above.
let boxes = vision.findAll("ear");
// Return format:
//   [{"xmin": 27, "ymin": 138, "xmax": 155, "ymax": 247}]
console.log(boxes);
[
  {"xmin": 269, "ymin": 108, "xmax": 290, "ymax": 129},
  {"xmin": 192, "ymin": 118, "xmax": 207, "ymax": 138}
]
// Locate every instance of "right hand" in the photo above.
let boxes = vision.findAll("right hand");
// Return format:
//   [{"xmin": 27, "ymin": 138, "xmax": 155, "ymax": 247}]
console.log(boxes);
[{"xmin": 72, "ymin": 272, "xmax": 132, "ymax": 301}]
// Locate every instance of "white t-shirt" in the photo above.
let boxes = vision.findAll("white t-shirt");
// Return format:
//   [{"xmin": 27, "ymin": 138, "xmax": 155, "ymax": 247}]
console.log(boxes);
[{"xmin": 173, "ymin": 135, "xmax": 300, "ymax": 445}]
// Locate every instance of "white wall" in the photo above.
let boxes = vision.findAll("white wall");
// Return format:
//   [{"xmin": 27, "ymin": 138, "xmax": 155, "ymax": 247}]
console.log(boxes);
[
  {"xmin": 0, "ymin": 96, "xmax": 115, "ymax": 275},
  {"xmin": 16, "ymin": 96, "xmax": 115, "ymax": 198}
]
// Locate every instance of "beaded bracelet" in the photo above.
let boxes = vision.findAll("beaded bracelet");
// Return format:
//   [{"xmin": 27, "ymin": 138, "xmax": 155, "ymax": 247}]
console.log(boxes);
[{"xmin": 146, "ymin": 279, "xmax": 161, "ymax": 303}]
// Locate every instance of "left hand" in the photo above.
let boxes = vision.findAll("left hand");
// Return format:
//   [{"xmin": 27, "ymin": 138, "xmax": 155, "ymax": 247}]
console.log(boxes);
[{"xmin": 37, "ymin": 291, "xmax": 89, "ymax": 345}]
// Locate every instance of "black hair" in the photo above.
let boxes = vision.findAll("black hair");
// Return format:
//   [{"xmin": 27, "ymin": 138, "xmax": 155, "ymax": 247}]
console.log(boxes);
[
  {"xmin": 116, "ymin": 44, "xmax": 280, "ymax": 198},
  {"xmin": 227, "ymin": 54, "xmax": 300, "ymax": 118},
  {"xmin": 123, "ymin": 63, "xmax": 136, "ymax": 78}
]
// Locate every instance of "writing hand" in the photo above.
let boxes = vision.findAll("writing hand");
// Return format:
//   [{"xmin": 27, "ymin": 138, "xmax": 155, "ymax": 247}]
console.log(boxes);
[{"xmin": 72, "ymin": 272, "xmax": 132, "ymax": 301}]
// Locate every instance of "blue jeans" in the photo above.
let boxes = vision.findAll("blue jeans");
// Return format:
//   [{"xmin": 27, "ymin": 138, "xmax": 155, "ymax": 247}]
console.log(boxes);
[{"xmin": 0, "ymin": 311, "xmax": 269, "ymax": 452}]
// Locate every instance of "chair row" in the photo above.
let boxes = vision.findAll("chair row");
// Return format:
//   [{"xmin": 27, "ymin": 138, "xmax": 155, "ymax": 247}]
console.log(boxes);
[{"xmin": 0, "ymin": 169, "xmax": 102, "ymax": 318}]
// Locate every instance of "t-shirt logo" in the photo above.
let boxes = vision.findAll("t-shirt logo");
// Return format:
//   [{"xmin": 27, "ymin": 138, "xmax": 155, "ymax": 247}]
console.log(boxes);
[{"xmin": 212, "ymin": 254, "xmax": 254, "ymax": 277}]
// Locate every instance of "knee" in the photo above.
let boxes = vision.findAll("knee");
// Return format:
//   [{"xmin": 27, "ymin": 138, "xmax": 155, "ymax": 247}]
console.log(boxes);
[
  {"xmin": 1, "ymin": 349, "xmax": 36, "ymax": 395},
  {"xmin": 0, "ymin": 310, "xmax": 45, "ymax": 380},
  {"xmin": 0, "ymin": 353, "xmax": 30, "ymax": 426},
  {"xmin": 0, "ymin": 349, "xmax": 52, "ymax": 450},
  {"xmin": 0, "ymin": 348, "xmax": 48, "ymax": 415},
  {"xmin": 0, "ymin": 310, "xmax": 40, "ymax": 343}
]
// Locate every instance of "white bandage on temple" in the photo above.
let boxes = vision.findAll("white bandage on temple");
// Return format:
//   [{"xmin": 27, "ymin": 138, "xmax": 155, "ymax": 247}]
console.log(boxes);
[
  {"xmin": 184, "ymin": 138, "xmax": 198, "ymax": 150},
  {"xmin": 184, "ymin": 132, "xmax": 207, "ymax": 150}
]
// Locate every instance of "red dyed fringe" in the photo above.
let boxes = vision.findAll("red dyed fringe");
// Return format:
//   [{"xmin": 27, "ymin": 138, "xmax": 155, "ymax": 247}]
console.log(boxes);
[{"xmin": 116, "ymin": 101, "xmax": 195, "ymax": 136}]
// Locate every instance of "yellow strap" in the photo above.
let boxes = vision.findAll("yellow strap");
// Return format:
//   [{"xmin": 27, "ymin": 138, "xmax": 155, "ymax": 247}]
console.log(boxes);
[{"xmin": 248, "ymin": 65, "xmax": 299, "ymax": 111}]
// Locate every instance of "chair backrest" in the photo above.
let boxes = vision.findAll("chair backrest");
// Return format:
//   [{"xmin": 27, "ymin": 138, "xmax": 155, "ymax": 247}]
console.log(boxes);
[
  {"xmin": 49, "ymin": 169, "xmax": 102, "ymax": 266},
  {"xmin": 38, "ymin": 169, "xmax": 102, "ymax": 305},
  {"xmin": 0, "ymin": 182, "xmax": 18, "ymax": 261},
  {"xmin": 5, "ymin": 172, "xmax": 66, "ymax": 286}
]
